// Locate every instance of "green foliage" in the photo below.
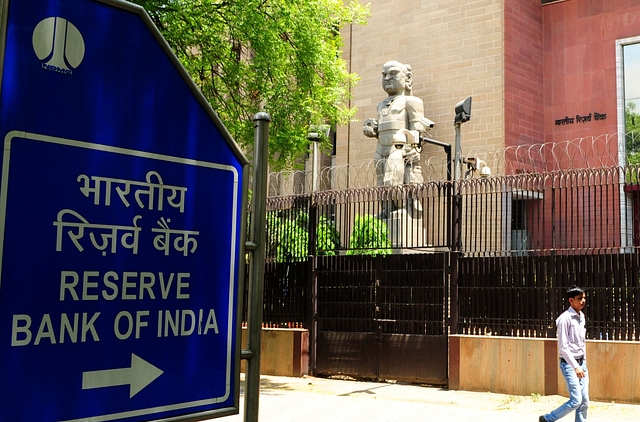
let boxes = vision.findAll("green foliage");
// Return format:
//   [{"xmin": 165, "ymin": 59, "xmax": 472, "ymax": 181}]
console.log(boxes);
[
  {"xmin": 626, "ymin": 102, "xmax": 640, "ymax": 166},
  {"xmin": 316, "ymin": 216, "xmax": 340, "ymax": 256},
  {"xmin": 266, "ymin": 211, "xmax": 340, "ymax": 262},
  {"xmin": 278, "ymin": 212, "xmax": 309, "ymax": 262},
  {"xmin": 131, "ymin": 0, "xmax": 369, "ymax": 170},
  {"xmin": 346, "ymin": 214, "xmax": 392, "ymax": 256}
]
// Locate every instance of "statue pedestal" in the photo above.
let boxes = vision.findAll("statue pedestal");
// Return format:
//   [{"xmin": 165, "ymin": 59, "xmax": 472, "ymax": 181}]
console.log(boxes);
[{"xmin": 386, "ymin": 208, "xmax": 430, "ymax": 253}]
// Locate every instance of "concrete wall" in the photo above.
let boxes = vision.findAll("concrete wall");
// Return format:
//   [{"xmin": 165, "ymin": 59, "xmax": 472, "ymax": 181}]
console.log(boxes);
[
  {"xmin": 580, "ymin": 340, "xmax": 640, "ymax": 403},
  {"xmin": 450, "ymin": 335, "xmax": 640, "ymax": 404},
  {"xmin": 241, "ymin": 328, "xmax": 309, "ymax": 377},
  {"xmin": 249, "ymin": 329, "xmax": 640, "ymax": 403}
]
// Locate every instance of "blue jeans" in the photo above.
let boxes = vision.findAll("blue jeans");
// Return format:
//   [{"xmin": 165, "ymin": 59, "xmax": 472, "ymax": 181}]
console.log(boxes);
[{"xmin": 544, "ymin": 360, "xmax": 589, "ymax": 422}]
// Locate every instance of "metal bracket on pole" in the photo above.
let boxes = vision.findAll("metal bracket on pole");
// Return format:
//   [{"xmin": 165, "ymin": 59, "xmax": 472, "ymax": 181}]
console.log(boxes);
[
  {"xmin": 243, "ymin": 112, "xmax": 270, "ymax": 422},
  {"xmin": 420, "ymin": 136, "xmax": 452, "ymax": 181}
]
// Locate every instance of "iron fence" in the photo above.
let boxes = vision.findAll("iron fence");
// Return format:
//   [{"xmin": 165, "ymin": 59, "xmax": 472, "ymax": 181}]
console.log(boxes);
[
  {"xmin": 242, "ymin": 260, "xmax": 308, "ymax": 328},
  {"xmin": 457, "ymin": 253, "xmax": 640, "ymax": 341},
  {"xmin": 250, "ymin": 165, "xmax": 640, "ymax": 341},
  {"xmin": 265, "ymin": 166, "xmax": 640, "ymax": 258},
  {"xmin": 314, "ymin": 254, "xmax": 447, "ymax": 335}
]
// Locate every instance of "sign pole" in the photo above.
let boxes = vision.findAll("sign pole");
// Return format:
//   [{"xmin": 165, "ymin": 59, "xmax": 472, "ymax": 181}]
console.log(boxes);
[{"xmin": 243, "ymin": 112, "xmax": 270, "ymax": 422}]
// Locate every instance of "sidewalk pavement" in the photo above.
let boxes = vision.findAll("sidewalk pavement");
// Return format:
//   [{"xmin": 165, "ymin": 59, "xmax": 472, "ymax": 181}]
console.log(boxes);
[{"xmin": 218, "ymin": 374, "xmax": 640, "ymax": 422}]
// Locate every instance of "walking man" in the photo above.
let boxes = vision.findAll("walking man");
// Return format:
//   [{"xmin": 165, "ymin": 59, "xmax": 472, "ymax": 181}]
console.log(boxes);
[{"xmin": 540, "ymin": 285, "xmax": 589, "ymax": 422}]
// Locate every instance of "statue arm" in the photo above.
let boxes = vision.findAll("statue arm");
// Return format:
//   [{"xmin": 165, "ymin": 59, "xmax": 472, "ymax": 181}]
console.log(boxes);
[
  {"xmin": 363, "ymin": 117, "xmax": 379, "ymax": 138},
  {"xmin": 405, "ymin": 96, "xmax": 427, "ymax": 132}
]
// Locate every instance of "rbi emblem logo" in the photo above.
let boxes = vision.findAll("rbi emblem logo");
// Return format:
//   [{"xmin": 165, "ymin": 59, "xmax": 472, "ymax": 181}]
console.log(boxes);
[{"xmin": 32, "ymin": 17, "xmax": 85, "ymax": 75}]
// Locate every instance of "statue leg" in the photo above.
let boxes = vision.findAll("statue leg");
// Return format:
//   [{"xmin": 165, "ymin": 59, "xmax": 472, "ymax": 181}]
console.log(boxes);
[
  {"xmin": 374, "ymin": 151, "xmax": 390, "ymax": 218},
  {"xmin": 385, "ymin": 148, "xmax": 405, "ymax": 212},
  {"xmin": 374, "ymin": 154, "xmax": 385, "ymax": 187},
  {"xmin": 404, "ymin": 162, "xmax": 424, "ymax": 215},
  {"xmin": 385, "ymin": 148, "xmax": 404, "ymax": 186},
  {"xmin": 402, "ymin": 147, "xmax": 424, "ymax": 215}
]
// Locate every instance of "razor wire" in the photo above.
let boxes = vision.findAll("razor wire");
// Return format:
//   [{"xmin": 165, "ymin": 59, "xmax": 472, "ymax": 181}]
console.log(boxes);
[{"xmin": 268, "ymin": 132, "xmax": 639, "ymax": 196}]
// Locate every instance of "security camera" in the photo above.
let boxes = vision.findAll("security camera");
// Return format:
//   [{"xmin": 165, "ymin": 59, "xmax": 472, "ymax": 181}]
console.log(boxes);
[
  {"xmin": 463, "ymin": 157, "xmax": 491, "ymax": 178},
  {"xmin": 479, "ymin": 165, "xmax": 491, "ymax": 177},
  {"xmin": 419, "ymin": 117, "xmax": 435, "ymax": 129},
  {"xmin": 464, "ymin": 157, "xmax": 478, "ymax": 169}
]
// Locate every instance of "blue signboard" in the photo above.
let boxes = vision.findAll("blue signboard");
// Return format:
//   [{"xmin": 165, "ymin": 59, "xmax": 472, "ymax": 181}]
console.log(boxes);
[{"xmin": 0, "ymin": 0, "xmax": 247, "ymax": 421}]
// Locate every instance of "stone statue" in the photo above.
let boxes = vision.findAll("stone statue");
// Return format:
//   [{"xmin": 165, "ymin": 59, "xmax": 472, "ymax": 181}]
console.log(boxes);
[
  {"xmin": 363, "ymin": 60, "xmax": 430, "ymax": 189},
  {"xmin": 362, "ymin": 61, "xmax": 433, "ymax": 216}
]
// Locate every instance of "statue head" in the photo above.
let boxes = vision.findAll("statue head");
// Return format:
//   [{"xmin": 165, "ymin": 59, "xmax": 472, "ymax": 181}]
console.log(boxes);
[{"xmin": 381, "ymin": 60, "xmax": 413, "ymax": 96}]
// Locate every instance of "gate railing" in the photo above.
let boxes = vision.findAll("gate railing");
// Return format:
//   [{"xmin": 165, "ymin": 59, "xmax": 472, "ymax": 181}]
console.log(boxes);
[
  {"xmin": 249, "ymin": 165, "xmax": 640, "ymax": 341},
  {"xmin": 457, "ymin": 254, "xmax": 640, "ymax": 341},
  {"xmin": 265, "ymin": 166, "xmax": 640, "ymax": 257},
  {"xmin": 315, "ymin": 254, "xmax": 448, "ymax": 336}
]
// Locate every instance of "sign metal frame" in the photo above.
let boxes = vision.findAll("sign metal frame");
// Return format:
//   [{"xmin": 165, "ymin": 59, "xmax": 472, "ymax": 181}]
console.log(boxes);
[{"xmin": 0, "ymin": 0, "xmax": 248, "ymax": 421}]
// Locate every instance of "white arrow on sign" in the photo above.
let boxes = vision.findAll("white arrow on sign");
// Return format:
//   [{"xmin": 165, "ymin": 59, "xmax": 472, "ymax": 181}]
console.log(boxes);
[{"xmin": 82, "ymin": 353, "xmax": 164, "ymax": 398}]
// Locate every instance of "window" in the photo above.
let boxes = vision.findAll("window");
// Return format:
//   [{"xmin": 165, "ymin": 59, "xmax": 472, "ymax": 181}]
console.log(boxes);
[
  {"xmin": 617, "ymin": 36, "xmax": 640, "ymax": 249},
  {"xmin": 624, "ymin": 43, "xmax": 640, "ymax": 164},
  {"xmin": 617, "ymin": 37, "xmax": 640, "ymax": 165}
]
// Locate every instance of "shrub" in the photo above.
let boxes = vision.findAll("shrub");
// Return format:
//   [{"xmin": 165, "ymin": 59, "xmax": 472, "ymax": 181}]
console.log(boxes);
[
  {"xmin": 346, "ymin": 214, "xmax": 391, "ymax": 256},
  {"xmin": 266, "ymin": 210, "xmax": 340, "ymax": 262},
  {"xmin": 316, "ymin": 216, "xmax": 340, "ymax": 256}
]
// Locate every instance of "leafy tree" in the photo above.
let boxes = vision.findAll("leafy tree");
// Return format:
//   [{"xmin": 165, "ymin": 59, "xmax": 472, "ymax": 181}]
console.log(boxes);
[
  {"xmin": 347, "ymin": 214, "xmax": 391, "ymax": 256},
  {"xmin": 132, "ymin": 0, "xmax": 369, "ymax": 169}
]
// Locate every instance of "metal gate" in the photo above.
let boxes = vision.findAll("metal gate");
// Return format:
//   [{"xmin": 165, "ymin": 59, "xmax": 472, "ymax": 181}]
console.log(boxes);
[{"xmin": 313, "ymin": 253, "xmax": 449, "ymax": 385}]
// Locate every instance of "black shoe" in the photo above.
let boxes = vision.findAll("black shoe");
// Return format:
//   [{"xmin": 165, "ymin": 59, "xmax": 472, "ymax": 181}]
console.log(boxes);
[{"xmin": 539, "ymin": 417, "xmax": 547, "ymax": 422}]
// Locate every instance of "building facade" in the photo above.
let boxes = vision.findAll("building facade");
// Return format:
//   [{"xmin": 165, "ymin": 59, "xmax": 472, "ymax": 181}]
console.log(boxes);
[
  {"xmin": 332, "ymin": 0, "xmax": 639, "ymax": 184},
  {"xmin": 268, "ymin": 0, "xmax": 640, "ymax": 253}
]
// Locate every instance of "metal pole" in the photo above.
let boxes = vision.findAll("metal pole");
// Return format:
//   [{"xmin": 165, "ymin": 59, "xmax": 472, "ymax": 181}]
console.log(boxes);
[
  {"xmin": 450, "ymin": 123, "xmax": 463, "ymax": 335},
  {"xmin": 243, "ymin": 112, "xmax": 270, "ymax": 422},
  {"xmin": 312, "ymin": 141, "xmax": 318, "ymax": 191},
  {"xmin": 453, "ymin": 123, "xmax": 462, "ymax": 182},
  {"xmin": 307, "ymin": 203, "xmax": 318, "ymax": 375}
]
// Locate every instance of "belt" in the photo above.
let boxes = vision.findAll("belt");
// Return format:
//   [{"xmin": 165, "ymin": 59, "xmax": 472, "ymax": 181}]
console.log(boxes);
[
  {"xmin": 378, "ymin": 120, "xmax": 407, "ymax": 131},
  {"xmin": 560, "ymin": 356, "xmax": 584, "ymax": 365}
]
